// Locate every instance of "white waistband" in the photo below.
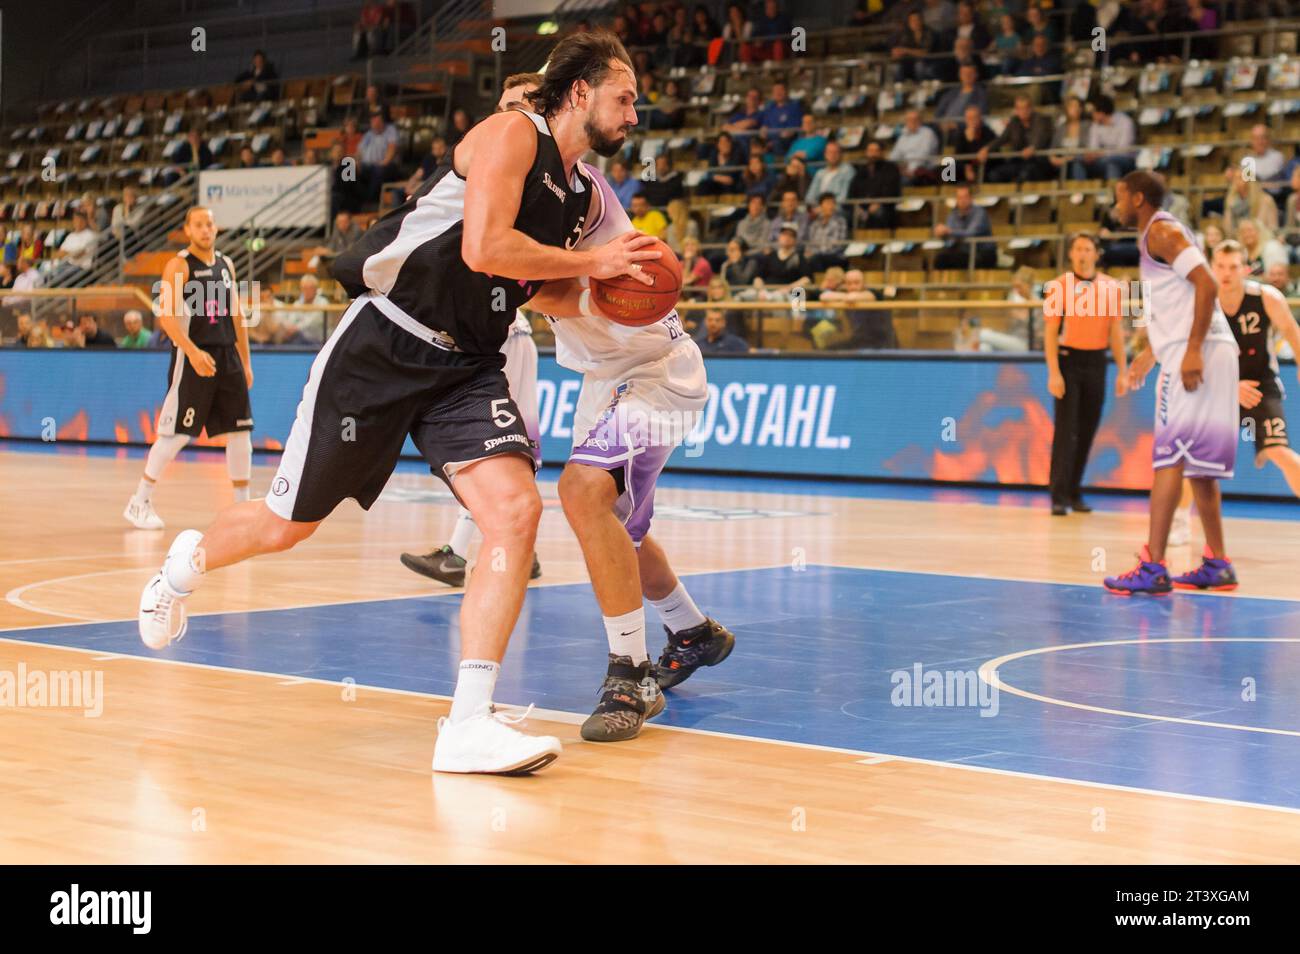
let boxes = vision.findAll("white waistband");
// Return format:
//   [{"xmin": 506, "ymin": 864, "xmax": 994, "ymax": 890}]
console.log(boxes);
[{"xmin": 366, "ymin": 292, "xmax": 460, "ymax": 352}]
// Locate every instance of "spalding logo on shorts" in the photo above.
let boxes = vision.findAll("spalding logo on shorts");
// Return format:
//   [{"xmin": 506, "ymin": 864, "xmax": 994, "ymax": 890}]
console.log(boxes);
[{"xmin": 272, "ymin": 477, "xmax": 290, "ymax": 496}]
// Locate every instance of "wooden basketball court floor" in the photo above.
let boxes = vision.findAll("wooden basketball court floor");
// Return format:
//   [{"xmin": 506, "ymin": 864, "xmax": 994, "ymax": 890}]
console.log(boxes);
[{"xmin": 3, "ymin": 440, "xmax": 1300, "ymax": 864}]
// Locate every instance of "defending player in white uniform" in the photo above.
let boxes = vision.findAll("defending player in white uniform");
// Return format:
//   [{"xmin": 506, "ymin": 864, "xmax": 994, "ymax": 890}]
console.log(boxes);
[
  {"xmin": 530, "ymin": 155, "xmax": 736, "ymax": 743},
  {"xmin": 1104, "ymin": 171, "xmax": 1240, "ymax": 595}
]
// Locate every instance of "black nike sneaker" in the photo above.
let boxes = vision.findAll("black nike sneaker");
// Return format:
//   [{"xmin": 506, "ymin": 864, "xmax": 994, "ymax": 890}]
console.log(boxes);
[
  {"xmin": 654, "ymin": 618, "xmax": 735, "ymax": 689},
  {"xmin": 580, "ymin": 654, "xmax": 665, "ymax": 742},
  {"xmin": 400, "ymin": 546, "xmax": 542, "ymax": 586},
  {"xmin": 400, "ymin": 545, "xmax": 468, "ymax": 586}
]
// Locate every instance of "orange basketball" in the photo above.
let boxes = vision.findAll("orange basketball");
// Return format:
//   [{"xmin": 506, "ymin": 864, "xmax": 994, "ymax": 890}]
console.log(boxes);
[{"xmin": 590, "ymin": 238, "xmax": 682, "ymax": 326}]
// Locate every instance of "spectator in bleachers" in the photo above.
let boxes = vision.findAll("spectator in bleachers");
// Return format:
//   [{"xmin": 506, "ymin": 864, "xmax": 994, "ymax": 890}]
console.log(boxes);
[
  {"xmin": 5, "ymin": 223, "xmax": 43, "ymax": 265},
  {"xmin": 1021, "ymin": 3, "xmax": 1057, "ymax": 46},
  {"xmin": 1048, "ymin": 96, "xmax": 1091, "ymax": 178},
  {"xmin": 890, "ymin": 12, "xmax": 941, "ymax": 83},
  {"xmin": 806, "ymin": 193, "xmax": 850, "ymax": 273},
  {"xmin": 700, "ymin": 133, "xmax": 747, "ymax": 196},
  {"xmin": 235, "ymin": 50, "xmax": 279, "ymax": 103},
  {"xmin": 330, "ymin": 142, "xmax": 363, "ymax": 215},
  {"xmin": 353, "ymin": 2, "xmax": 388, "ymax": 59},
  {"xmin": 756, "ymin": 223, "xmax": 812, "ymax": 287},
  {"xmin": 935, "ymin": 63, "xmax": 989, "ymax": 128},
  {"xmin": 630, "ymin": 193, "xmax": 668, "ymax": 239},
  {"xmin": 1285, "ymin": 166, "xmax": 1300, "ymax": 259},
  {"xmin": 979, "ymin": 95, "xmax": 1054, "ymax": 183},
  {"xmin": 404, "ymin": 136, "xmax": 448, "ymax": 197},
  {"xmin": 329, "ymin": 210, "xmax": 362, "ymax": 252},
  {"xmin": 739, "ymin": 154, "xmax": 773, "ymax": 193},
  {"xmin": 812, "ymin": 268, "xmax": 889, "ymax": 350},
  {"xmin": 341, "ymin": 117, "xmax": 363, "ymax": 157},
  {"xmin": 609, "ymin": 159, "xmax": 640, "ymax": 210},
  {"xmin": 51, "ymin": 211, "xmax": 97, "ymax": 284},
  {"xmin": 24, "ymin": 319, "xmax": 54, "ymax": 349},
  {"xmin": 364, "ymin": 84, "xmax": 387, "ymax": 119},
  {"xmin": 1223, "ymin": 164, "xmax": 1280, "ymax": 234},
  {"xmin": 83, "ymin": 193, "xmax": 110, "ymax": 232},
  {"xmin": 943, "ymin": 35, "xmax": 987, "ymax": 83},
  {"xmin": 1198, "ymin": 219, "xmax": 1226, "ymax": 256},
  {"xmin": 720, "ymin": 3, "xmax": 754, "ymax": 65},
  {"xmin": 664, "ymin": 198, "xmax": 700, "ymax": 255},
  {"xmin": 697, "ymin": 308, "xmax": 750, "ymax": 353},
  {"xmin": 935, "ymin": 184, "xmax": 994, "ymax": 268},
  {"xmin": 890, "ymin": 109, "xmax": 941, "ymax": 185},
  {"xmin": 849, "ymin": 139, "xmax": 902, "ymax": 229},
  {"xmin": 720, "ymin": 238, "xmax": 759, "ymax": 287},
  {"xmin": 176, "ymin": 128, "xmax": 214, "ymax": 173},
  {"xmin": 680, "ymin": 237, "xmax": 715, "ymax": 290},
  {"xmin": 237, "ymin": 145, "xmax": 260, "ymax": 169},
  {"xmin": 759, "ymin": 81, "xmax": 803, "ymax": 140},
  {"xmin": 970, "ymin": 265, "xmax": 1039, "ymax": 352},
  {"xmin": 1014, "ymin": 32, "xmax": 1061, "ymax": 85},
  {"xmin": 1066, "ymin": 0, "xmax": 1098, "ymax": 42},
  {"xmin": 805, "ymin": 141, "xmax": 854, "ymax": 204},
  {"xmin": 949, "ymin": 105, "xmax": 995, "ymax": 183},
  {"xmin": 7, "ymin": 312, "xmax": 32, "ymax": 346},
  {"xmin": 78, "ymin": 313, "xmax": 116, "ymax": 349},
  {"xmin": 752, "ymin": 0, "xmax": 794, "ymax": 61},
  {"xmin": 1244, "ymin": 124, "xmax": 1286, "ymax": 188},
  {"xmin": 1265, "ymin": 261, "xmax": 1297, "ymax": 297},
  {"xmin": 923, "ymin": 0, "xmax": 957, "ymax": 35},
  {"xmin": 785, "ymin": 114, "xmax": 828, "ymax": 163},
  {"xmin": 119, "ymin": 310, "xmax": 151, "ymax": 348},
  {"xmin": 283, "ymin": 273, "xmax": 329, "ymax": 345},
  {"xmin": 3, "ymin": 257, "xmax": 42, "ymax": 308},
  {"xmin": 773, "ymin": 156, "xmax": 811, "ymax": 200},
  {"xmin": 953, "ymin": 2, "xmax": 990, "ymax": 48},
  {"xmin": 639, "ymin": 154, "xmax": 684, "ymax": 206},
  {"xmin": 988, "ymin": 13, "xmax": 1024, "ymax": 74},
  {"xmin": 1236, "ymin": 219, "xmax": 1288, "ymax": 275},
  {"xmin": 300, "ymin": 147, "xmax": 320, "ymax": 166},
  {"xmin": 724, "ymin": 87, "xmax": 765, "ymax": 136},
  {"xmin": 735, "ymin": 194, "xmax": 773, "ymax": 251},
  {"xmin": 1161, "ymin": 179, "xmax": 1193, "ymax": 225},
  {"xmin": 1078, "ymin": 95, "xmax": 1137, "ymax": 180},
  {"xmin": 0, "ymin": 263, "xmax": 11, "ymax": 291},
  {"xmin": 688, "ymin": 5, "xmax": 722, "ymax": 65},
  {"xmin": 359, "ymin": 108, "xmax": 399, "ymax": 202},
  {"xmin": 110, "ymin": 186, "xmax": 145, "ymax": 256},
  {"xmin": 446, "ymin": 109, "xmax": 472, "ymax": 148},
  {"xmin": 1098, "ymin": 200, "xmax": 1139, "ymax": 267},
  {"xmin": 767, "ymin": 189, "xmax": 810, "ymax": 244}
]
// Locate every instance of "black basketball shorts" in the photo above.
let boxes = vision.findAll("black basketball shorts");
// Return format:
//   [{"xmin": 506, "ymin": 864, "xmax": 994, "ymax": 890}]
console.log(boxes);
[
  {"xmin": 157, "ymin": 344, "xmax": 253, "ymax": 438},
  {"xmin": 265, "ymin": 296, "xmax": 538, "ymax": 523},
  {"xmin": 1241, "ymin": 379, "xmax": 1289, "ymax": 459}
]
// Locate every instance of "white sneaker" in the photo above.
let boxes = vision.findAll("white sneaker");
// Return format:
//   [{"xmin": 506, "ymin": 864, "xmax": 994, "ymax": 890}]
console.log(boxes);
[
  {"xmin": 124, "ymin": 497, "xmax": 164, "ymax": 530},
  {"xmin": 1168, "ymin": 508, "xmax": 1191, "ymax": 547},
  {"xmin": 432, "ymin": 703, "xmax": 562, "ymax": 775},
  {"xmin": 138, "ymin": 529, "xmax": 202, "ymax": 650}
]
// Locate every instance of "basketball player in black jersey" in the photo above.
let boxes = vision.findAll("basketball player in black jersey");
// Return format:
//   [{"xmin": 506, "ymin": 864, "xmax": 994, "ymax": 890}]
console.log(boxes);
[
  {"xmin": 137, "ymin": 30, "xmax": 660, "ymax": 775},
  {"xmin": 1213, "ymin": 239, "xmax": 1300, "ymax": 497},
  {"xmin": 124, "ymin": 206, "xmax": 253, "ymax": 530}
]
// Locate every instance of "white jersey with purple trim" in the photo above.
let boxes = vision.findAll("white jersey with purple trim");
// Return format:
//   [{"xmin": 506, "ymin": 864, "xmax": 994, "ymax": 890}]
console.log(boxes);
[
  {"xmin": 544, "ymin": 161, "xmax": 696, "ymax": 379},
  {"xmin": 1138, "ymin": 210, "xmax": 1236, "ymax": 366}
]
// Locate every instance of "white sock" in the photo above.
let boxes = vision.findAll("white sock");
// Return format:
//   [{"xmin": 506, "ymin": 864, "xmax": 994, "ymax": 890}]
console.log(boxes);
[
  {"xmin": 650, "ymin": 581, "xmax": 707, "ymax": 634},
  {"xmin": 233, "ymin": 484, "xmax": 250, "ymax": 502},
  {"xmin": 164, "ymin": 532, "xmax": 206, "ymax": 594},
  {"xmin": 604, "ymin": 607, "xmax": 647, "ymax": 664},
  {"xmin": 134, "ymin": 478, "xmax": 155, "ymax": 504},
  {"xmin": 450, "ymin": 659, "xmax": 500, "ymax": 723},
  {"xmin": 449, "ymin": 508, "xmax": 477, "ymax": 556}
]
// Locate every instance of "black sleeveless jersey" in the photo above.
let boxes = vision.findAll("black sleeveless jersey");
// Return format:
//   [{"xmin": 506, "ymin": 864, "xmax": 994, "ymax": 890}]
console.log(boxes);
[
  {"xmin": 330, "ymin": 106, "xmax": 591, "ymax": 357},
  {"xmin": 1223, "ymin": 280, "xmax": 1280, "ymax": 390},
  {"xmin": 176, "ymin": 248, "xmax": 238, "ymax": 347}
]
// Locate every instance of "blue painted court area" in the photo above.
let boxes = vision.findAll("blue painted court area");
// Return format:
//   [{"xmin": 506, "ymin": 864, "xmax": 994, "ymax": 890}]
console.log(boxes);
[{"xmin": 9, "ymin": 566, "xmax": 1300, "ymax": 810}]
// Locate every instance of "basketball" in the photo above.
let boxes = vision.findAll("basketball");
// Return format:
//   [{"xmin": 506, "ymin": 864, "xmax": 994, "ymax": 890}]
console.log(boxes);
[{"xmin": 590, "ymin": 238, "xmax": 682, "ymax": 326}]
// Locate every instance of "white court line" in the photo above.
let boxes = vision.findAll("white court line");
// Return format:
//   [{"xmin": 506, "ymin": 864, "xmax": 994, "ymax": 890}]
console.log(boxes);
[
  {"xmin": 980, "ymin": 637, "xmax": 1300, "ymax": 738},
  {"xmin": 2, "ymin": 632, "xmax": 1300, "ymax": 819},
  {"xmin": 1, "ymin": 561, "xmax": 799, "ymax": 628}
]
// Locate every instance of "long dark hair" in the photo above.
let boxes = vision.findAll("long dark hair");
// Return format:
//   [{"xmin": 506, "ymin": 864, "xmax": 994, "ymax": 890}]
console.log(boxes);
[{"xmin": 526, "ymin": 30, "xmax": 634, "ymax": 119}]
